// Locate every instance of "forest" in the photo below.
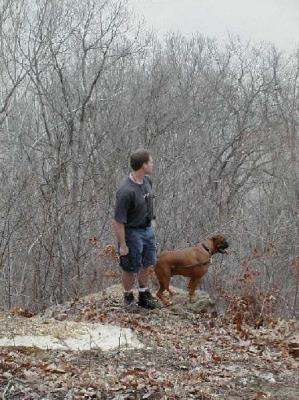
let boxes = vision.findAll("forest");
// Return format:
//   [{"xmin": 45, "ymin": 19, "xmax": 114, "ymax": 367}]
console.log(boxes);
[{"xmin": 0, "ymin": 0, "xmax": 298, "ymax": 320}]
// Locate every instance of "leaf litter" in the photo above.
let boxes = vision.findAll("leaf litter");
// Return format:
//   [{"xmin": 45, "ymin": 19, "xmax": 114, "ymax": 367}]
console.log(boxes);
[{"xmin": 0, "ymin": 284, "xmax": 298, "ymax": 399}]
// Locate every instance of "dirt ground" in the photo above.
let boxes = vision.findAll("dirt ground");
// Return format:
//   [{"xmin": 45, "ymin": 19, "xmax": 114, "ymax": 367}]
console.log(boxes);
[{"xmin": 0, "ymin": 285, "xmax": 298, "ymax": 399}]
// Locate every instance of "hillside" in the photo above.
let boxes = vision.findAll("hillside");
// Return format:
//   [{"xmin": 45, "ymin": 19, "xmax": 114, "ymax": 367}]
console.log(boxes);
[{"xmin": 0, "ymin": 286, "xmax": 298, "ymax": 399}]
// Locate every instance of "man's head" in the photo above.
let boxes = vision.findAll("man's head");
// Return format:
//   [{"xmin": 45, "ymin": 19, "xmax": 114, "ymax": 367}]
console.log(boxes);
[{"xmin": 130, "ymin": 149, "xmax": 153, "ymax": 175}]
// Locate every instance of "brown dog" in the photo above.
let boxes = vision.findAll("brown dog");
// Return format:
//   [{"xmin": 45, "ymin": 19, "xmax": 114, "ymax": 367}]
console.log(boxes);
[{"xmin": 155, "ymin": 234, "xmax": 229, "ymax": 305}]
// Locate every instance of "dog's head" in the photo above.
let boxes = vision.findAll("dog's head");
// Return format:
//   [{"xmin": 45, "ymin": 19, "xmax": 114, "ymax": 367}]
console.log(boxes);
[{"xmin": 210, "ymin": 234, "xmax": 229, "ymax": 254}]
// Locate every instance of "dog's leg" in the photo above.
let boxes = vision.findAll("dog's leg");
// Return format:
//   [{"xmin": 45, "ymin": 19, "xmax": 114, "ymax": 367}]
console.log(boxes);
[
  {"xmin": 188, "ymin": 278, "xmax": 200, "ymax": 303},
  {"xmin": 147, "ymin": 266, "xmax": 158, "ymax": 291},
  {"xmin": 155, "ymin": 263, "xmax": 172, "ymax": 305}
]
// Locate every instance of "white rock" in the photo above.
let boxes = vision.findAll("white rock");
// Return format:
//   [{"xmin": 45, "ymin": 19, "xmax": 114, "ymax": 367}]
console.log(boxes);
[
  {"xmin": 261, "ymin": 372, "xmax": 276, "ymax": 383},
  {"xmin": 0, "ymin": 323, "xmax": 143, "ymax": 351}
]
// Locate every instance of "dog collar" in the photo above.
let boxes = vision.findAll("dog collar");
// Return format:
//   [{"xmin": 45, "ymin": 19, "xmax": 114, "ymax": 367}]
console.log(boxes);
[{"xmin": 202, "ymin": 243, "xmax": 212, "ymax": 255}]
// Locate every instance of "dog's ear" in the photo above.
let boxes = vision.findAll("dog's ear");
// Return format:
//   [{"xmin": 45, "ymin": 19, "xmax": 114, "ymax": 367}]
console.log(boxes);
[{"xmin": 211, "ymin": 234, "xmax": 223, "ymax": 243}]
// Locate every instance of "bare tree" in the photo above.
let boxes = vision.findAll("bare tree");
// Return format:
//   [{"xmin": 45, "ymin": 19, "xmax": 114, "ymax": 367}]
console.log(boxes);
[{"xmin": 0, "ymin": 2, "xmax": 297, "ymax": 317}]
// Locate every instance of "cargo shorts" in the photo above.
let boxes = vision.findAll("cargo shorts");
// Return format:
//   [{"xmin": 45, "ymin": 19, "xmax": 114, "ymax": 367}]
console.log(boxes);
[{"xmin": 119, "ymin": 226, "xmax": 157, "ymax": 273}]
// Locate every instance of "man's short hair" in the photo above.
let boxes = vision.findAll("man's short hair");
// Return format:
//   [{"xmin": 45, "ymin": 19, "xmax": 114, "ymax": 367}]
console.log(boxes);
[{"xmin": 130, "ymin": 149, "xmax": 152, "ymax": 171}]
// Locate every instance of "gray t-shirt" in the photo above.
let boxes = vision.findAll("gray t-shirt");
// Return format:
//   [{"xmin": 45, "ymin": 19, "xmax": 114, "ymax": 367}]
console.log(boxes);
[{"xmin": 114, "ymin": 175, "xmax": 154, "ymax": 228}]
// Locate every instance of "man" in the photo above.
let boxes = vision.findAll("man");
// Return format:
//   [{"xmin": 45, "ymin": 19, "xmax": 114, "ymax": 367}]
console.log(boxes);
[{"xmin": 113, "ymin": 149, "xmax": 158, "ymax": 309}]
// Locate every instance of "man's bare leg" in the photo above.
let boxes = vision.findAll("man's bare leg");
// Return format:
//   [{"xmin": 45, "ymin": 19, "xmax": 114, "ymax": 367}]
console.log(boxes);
[
  {"xmin": 137, "ymin": 266, "xmax": 151, "ymax": 288},
  {"xmin": 122, "ymin": 271, "xmax": 136, "ymax": 307},
  {"xmin": 137, "ymin": 266, "xmax": 159, "ymax": 309},
  {"xmin": 122, "ymin": 271, "xmax": 135, "ymax": 291}
]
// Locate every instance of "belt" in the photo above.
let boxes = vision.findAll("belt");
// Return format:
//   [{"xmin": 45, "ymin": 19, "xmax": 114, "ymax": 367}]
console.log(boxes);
[{"xmin": 126, "ymin": 224, "xmax": 151, "ymax": 229}]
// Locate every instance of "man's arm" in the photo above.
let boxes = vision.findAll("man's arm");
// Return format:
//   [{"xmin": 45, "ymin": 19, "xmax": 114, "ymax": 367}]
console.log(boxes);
[
  {"xmin": 114, "ymin": 189, "xmax": 131, "ymax": 256},
  {"xmin": 113, "ymin": 220, "xmax": 128, "ymax": 255}
]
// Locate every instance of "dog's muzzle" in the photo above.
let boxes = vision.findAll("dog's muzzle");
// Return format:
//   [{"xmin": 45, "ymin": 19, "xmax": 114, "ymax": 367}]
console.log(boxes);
[{"xmin": 218, "ymin": 241, "xmax": 229, "ymax": 254}]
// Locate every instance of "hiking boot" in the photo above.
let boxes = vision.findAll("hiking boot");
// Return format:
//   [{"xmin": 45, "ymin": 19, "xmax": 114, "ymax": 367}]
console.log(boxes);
[
  {"xmin": 138, "ymin": 290, "xmax": 159, "ymax": 309},
  {"xmin": 123, "ymin": 292, "xmax": 140, "ymax": 313},
  {"xmin": 124, "ymin": 291, "xmax": 135, "ymax": 306}
]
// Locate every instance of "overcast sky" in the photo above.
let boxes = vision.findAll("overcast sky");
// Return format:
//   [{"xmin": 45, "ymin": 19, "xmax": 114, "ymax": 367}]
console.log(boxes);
[{"xmin": 128, "ymin": 0, "xmax": 299, "ymax": 52}]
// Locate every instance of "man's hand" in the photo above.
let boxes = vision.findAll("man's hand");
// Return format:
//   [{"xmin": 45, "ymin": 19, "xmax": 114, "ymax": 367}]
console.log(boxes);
[
  {"xmin": 113, "ymin": 221, "xmax": 128, "ymax": 256},
  {"xmin": 119, "ymin": 243, "xmax": 129, "ymax": 256}
]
